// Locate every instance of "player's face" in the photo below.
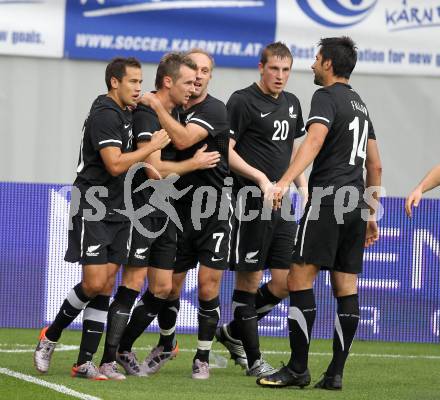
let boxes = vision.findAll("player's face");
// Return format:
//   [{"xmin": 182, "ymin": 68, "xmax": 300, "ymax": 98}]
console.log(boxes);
[
  {"xmin": 187, "ymin": 52, "xmax": 212, "ymax": 99},
  {"xmin": 258, "ymin": 55, "xmax": 292, "ymax": 97},
  {"xmin": 116, "ymin": 66, "xmax": 143, "ymax": 107},
  {"xmin": 169, "ymin": 65, "xmax": 196, "ymax": 106},
  {"xmin": 312, "ymin": 52, "xmax": 325, "ymax": 86}
]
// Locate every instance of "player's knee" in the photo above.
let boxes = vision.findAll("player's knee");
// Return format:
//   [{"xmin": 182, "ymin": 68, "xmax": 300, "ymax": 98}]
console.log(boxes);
[
  {"xmin": 235, "ymin": 271, "xmax": 262, "ymax": 292},
  {"xmin": 152, "ymin": 281, "xmax": 172, "ymax": 298},
  {"xmin": 122, "ymin": 274, "xmax": 146, "ymax": 292},
  {"xmin": 332, "ymin": 286, "xmax": 357, "ymax": 298},
  {"xmin": 198, "ymin": 285, "xmax": 218, "ymax": 301},
  {"xmin": 82, "ymin": 280, "xmax": 106, "ymax": 296},
  {"xmin": 198, "ymin": 276, "xmax": 221, "ymax": 300},
  {"xmin": 268, "ymin": 278, "xmax": 288, "ymax": 298},
  {"xmin": 167, "ymin": 285, "xmax": 181, "ymax": 300},
  {"xmin": 287, "ymin": 276, "xmax": 312, "ymax": 292}
]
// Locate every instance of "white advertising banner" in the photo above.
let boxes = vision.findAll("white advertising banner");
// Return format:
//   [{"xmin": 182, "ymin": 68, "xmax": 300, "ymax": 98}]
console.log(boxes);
[
  {"xmin": 276, "ymin": 0, "xmax": 440, "ymax": 76},
  {"xmin": 0, "ymin": 0, "xmax": 66, "ymax": 58}
]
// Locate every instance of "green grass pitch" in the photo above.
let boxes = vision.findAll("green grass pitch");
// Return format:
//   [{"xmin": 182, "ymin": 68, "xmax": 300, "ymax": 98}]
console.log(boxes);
[{"xmin": 0, "ymin": 328, "xmax": 439, "ymax": 400}]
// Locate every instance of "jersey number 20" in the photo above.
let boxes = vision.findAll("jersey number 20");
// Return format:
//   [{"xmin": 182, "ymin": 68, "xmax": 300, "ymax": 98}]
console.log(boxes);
[{"xmin": 272, "ymin": 120, "xmax": 289, "ymax": 141}]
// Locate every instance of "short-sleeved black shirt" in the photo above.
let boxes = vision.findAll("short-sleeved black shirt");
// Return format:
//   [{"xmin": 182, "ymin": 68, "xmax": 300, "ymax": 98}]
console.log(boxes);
[
  {"xmin": 176, "ymin": 94, "xmax": 230, "ymax": 201},
  {"xmin": 131, "ymin": 103, "xmax": 177, "ymax": 217},
  {"xmin": 306, "ymin": 83, "xmax": 376, "ymax": 206},
  {"xmin": 74, "ymin": 95, "xmax": 133, "ymax": 221},
  {"xmin": 227, "ymin": 83, "xmax": 305, "ymax": 189}
]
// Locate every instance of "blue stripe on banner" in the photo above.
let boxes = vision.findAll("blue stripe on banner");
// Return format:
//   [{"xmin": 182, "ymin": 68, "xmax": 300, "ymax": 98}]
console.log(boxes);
[
  {"xmin": 0, "ymin": 182, "xmax": 52, "ymax": 328},
  {"xmin": 64, "ymin": 0, "xmax": 276, "ymax": 67}
]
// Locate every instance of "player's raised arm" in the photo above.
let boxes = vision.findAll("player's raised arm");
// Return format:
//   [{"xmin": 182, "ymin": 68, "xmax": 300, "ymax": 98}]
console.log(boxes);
[{"xmin": 141, "ymin": 92, "xmax": 210, "ymax": 150}]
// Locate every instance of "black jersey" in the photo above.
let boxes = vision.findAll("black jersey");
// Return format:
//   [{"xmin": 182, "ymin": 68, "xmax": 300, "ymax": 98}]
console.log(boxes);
[
  {"xmin": 227, "ymin": 83, "xmax": 305, "ymax": 189},
  {"xmin": 306, "ymin": 82, "xmax": 376, "ymax": 206},
  {"xmin": 176, "ymin": 94, "xmax": 230, "ymax": 201},
  {"xmin": 74, "ymin": 94, "xmax": 133, "ymax": 222},
  {"xmin": 132, "ymin": 103, "xmax": 177, "ymax": 218}
]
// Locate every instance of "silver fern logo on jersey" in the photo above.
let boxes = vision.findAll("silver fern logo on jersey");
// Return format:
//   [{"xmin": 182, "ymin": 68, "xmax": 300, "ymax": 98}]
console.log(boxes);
[{"xmin": 289, "ymin": 105, "xmax": 297, "ymax": 119}]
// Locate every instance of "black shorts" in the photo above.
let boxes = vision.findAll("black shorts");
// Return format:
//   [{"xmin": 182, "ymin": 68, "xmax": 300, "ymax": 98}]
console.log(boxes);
[
  {"xmin": 65, "ymin": 215, "xmax": 130, "ymax": 265},
  {"xmin": 174, "ymin": 199, "xmax": 234, "ymax": 273},
  {"xmin": 231, "ymin": 194, "xmax": 297, "ymax": 272},
  {"xmin": 127, "ymin": 216, "xmax": 176, "ymax": 269},
  {"xmin": 292, "ymin": 203, "xmax": 367, "ymax": 274}
]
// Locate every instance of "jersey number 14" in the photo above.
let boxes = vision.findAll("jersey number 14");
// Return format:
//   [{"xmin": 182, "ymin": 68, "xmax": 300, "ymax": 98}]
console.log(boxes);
[{"xmin": 348, "ymin": 116, "xmax": 368, "ymax": 166}]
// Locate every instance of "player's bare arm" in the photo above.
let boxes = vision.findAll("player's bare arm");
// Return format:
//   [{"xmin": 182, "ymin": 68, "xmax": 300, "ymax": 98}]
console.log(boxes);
[
  {"xmin": 291, "ymin": 142, "xmax": 308, "ymax": 203},
  {"xmin": 405, "ymin": 164, "xmax": 440, "ymax": 217},
  {"xmin": 274, "ymin": 122, "xmax": 328, "ymax": 208},
  {"xmin": 228, "ymin": 138, "xmax": 273, "ymax": 194},
  {"xmin": 365, "ymin": 138, "xmax": 382, "ymax": 247},
  {"xmin": 141, "ymin": 92, "xmax": 208, "ymax": 150},
  {"xmin": 141, "ymin": 142, "xmax": 220, "ymax": 179},
  {"xmin": 99, "ymin": 130, "xmax": 170, "ymax": 176}
]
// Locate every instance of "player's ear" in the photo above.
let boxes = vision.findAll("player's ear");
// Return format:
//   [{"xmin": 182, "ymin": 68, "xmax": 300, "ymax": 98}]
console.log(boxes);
[
  {"xmin": 323, "ymin": 58, "xmax": 332, "ymax": 72},
  {"xmin": 163, "ymin": 75, "xmax": 173, "ymax": 89},
  {"xmin": 258, "ymin": 62, "xmax": 264, "ymax": 76},
  {"xmin": 110, "ymin": 76, "xmax": 119, "ymax": 90}
]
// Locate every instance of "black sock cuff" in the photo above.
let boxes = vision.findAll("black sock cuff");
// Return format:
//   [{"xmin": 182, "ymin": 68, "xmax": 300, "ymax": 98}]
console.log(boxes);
[
  {"xmin": 257, "ymin": 283, "xmax": 282, "ymax": 304},
  {"xmin": 114, "ymin": 286, "xmax": 139, "ymax": 306},
  {"xmin": 232, "ymin": 290, "xmax": 256, "ymax": 306},
  {"xmin": 87, "ymin": 295, "xmax": 110, "ymax": 311},
  {"xmin": 141, "ymin": 289, "xmax": 167, "ymax": 308},
  {"xmin": 165, "ymin": 298, "xmax": 180, "ymax": 309},
  {"xmin": 336, "ymin": 293, "xmax": 359, "ymax": 314},
  {"xmin": 74, "ymin": 283, "xmax": 92, "ymax": 303},
  {"xmin": 290, "ymin": 288, "xmax": 315, "ymax": 309},
  {"xmin": 199, "ymin": 296, "xmax": 220, "ymax": 311},
  {"xmin": 141, "ymin": 289, "xmax": 156, "ymax": 303}
]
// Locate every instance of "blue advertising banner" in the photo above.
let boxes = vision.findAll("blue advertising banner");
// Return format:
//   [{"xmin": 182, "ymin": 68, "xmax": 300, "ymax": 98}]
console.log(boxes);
[
  {"xmin": 1, "ymin": 1, "xmax": 439, "ymax": 75},
  {"xmin": 0, "ymin": 182, "xmax": 439, "ymax": 343},
  {"xmin": 64, "ymin": 0, "xmax": 275, "ymax": 67}
]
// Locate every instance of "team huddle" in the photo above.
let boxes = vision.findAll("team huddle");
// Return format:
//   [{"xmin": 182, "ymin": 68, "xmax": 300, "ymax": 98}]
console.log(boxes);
[{"xmin": 33, "ymin": 37, "xmax": 383, "ymax": 390}]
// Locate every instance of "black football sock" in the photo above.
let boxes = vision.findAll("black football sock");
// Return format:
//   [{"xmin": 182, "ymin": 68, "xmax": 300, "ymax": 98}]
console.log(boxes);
[
  {"xmin": 118, "ymin": 289, "xmax": 166, "ymax": 353},
  {"xmin": 46, "ymin": 283, "xmax": 91, "ymax": 342},
  {"xmin": 194, "ymin": 297, "xmax": 220, "ymax": 363},
  {"xmin": 326, "ymin": 294, "xmax": 360, "ymax": 377},
  {"xmin": 255, "ymin": 283, "xmax": 282, "ymax": 321},
  {"xmin": 230, "ymin": 290, "xmax": 260, "ymax": 368},
  {"xmin": 157, "ymin": 298, "xmax": 180, "ymax": 351},
  {"xmin": 100, "ymin": 286, "xmax": 139, "ymax": 365},
  {"xmin": 287, "ymin": 289, "xmax": 316, "ymax": 374},
  {"xmin": 77, "ymin": 295, "xmax": 110, "ymax": 365}
]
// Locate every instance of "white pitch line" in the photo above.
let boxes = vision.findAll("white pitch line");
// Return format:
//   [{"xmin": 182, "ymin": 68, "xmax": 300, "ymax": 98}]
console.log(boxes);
[
  {"xmin": 0, "ymin": 367, "xmax": 102, "ymax": 400},
  {"xmin": 2, "ymin": 344, "xmax": 439, "ymax": 360},
  {"xmin": 0, "ymin": 344, "xmax": 78, "ymax": 353},
  {"xmin": 133, "ymin": 347, "xmax": 440, "ymax": 361}
]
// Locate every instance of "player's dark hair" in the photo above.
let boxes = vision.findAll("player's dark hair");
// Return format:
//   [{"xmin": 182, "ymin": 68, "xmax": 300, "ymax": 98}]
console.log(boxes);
[
  {"xmin": 260, "ymin": 42, "xmax": 293, "ymax": 66},
  {"xmin": 318, "ymin": 36, "xmax": 357, "ymax": 79},
  {"xmin": 186, "ymin": 48, "xmax": 215, "ymax": 70},
  {"xmin": 105, "ymin": 57, "xmax": 141, "ymax": 91},
  {"xmin": 155, "ymin": 52, "xmax": 197, "ymax": 89}
]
